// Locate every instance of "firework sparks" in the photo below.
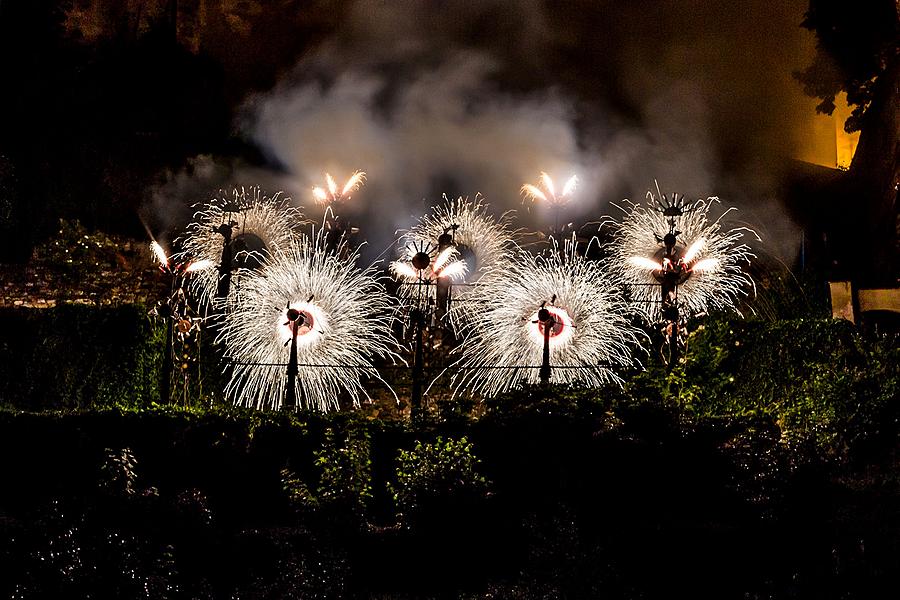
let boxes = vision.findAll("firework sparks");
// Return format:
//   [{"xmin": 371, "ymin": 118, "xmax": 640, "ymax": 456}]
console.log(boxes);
[
  {"xmin": 390, "ymin": 242, "xmax": 468, "ymax": 303},
  {"xmin": 521, "ymin": 172, "xmax": 578, "ymax": 206},
  {"xmin": 394, "ymin": 195, "xmax": 515, "ymax": 323},
  {"xmin": 150, "ymin": 241, "xmax": 170, "ymax": 267},
  {"xmin": 173, "ymin": 187, "xmax": 303, "ymax": 308},
  {"xmin": 217, "ymin": 234, "xmax": 400, "ymax": 412},
  {"xmin": 605, "ymin": 191, "xmax": 757, "ymax": 324},
  {"xmin": 449, "ymin": 237, "xmax": 644, "ymax": 397},
  {"xmin": 312, "ymin": 170, "xmax": 366, "ymax": 206}
]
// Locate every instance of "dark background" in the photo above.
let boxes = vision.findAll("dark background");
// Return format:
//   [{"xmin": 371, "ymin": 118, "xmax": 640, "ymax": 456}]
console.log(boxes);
[{"xmin": 0, "ymin": 0, "xmax": 895, "ymax": 280}]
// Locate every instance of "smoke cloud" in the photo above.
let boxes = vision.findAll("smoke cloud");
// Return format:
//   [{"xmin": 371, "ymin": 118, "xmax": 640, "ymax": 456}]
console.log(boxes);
[{"xmin": 153, "ymin": 0, "xmax": 816, "ymax": 262}]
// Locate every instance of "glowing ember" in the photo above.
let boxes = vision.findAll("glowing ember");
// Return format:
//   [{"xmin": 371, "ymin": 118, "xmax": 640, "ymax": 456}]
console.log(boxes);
[
  {"xmin": 217, "ymin": 233, "xmax": 399, "ymax": 412},
  {"xmin": 450, "ymin": 236, "xmax": 644, "ymax": 397}
]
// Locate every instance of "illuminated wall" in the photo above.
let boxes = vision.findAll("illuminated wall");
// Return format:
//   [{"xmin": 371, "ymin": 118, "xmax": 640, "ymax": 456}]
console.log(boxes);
[{"xmin": 795, "ymin": 92, "xmax": 860, "ymax": 170}]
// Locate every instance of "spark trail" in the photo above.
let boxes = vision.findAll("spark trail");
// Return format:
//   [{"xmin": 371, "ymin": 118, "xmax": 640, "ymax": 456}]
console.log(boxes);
[
  {"xmin": 450, "ymin": 236, "xmax": 644, "ymax": 397},
  {"xmin": 217, "ymin": 234, "xmax": 400, "ymax": 412},
  {"xmin": 605, "ymin": 190, "xmax": 757, "ymax": 324},
  {"xmin": 174, "ymin": 187, "xmax": 303, "ymax": 308},
  {"xmin": 392, "ymin": 195, "xmax": 515, "ymax": 327}
]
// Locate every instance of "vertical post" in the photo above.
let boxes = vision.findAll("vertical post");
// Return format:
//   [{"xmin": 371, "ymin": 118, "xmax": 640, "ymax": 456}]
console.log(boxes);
[
  {"xmin": 215, "ymin": 223, "xmax": 234, "ymax": 302},
  {"xmin": 161, "ymin": 315, "xmax": 174, "ymax": 404},
  {"xmin": 285, "ymin": 309, "xmax": 301, "ymax": 410},
  {"xmin": 667, "ymin": 318, "xmax": 679, "ymax": 371},
  {"xmin": 538, "ymin": 307, "xmax": 553, "ymax": 385},
  {"xmin": 410, "ymin": 308, "xmax": 425, "ymax": 422}
]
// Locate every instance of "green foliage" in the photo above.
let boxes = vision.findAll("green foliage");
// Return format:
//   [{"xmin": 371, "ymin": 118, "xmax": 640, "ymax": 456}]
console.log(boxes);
[
  {"xmin": 280, "ymin": 420, "xmax": 373, "ymax": 520},
  {"xmin": 0, "ymin": 304, "xmax": 164, "ymax": 410},
  {"xmin": 389, "ymin": 436, "xmax": 488, "ymax": 524},
  {"xmin": 99, "ymin": 447, "xmax": 139, "ymax": 496},
  {"xmin": 651, "ymin": 317, "xmax": 900, "ymax": 458},
  {"xmin": 314, "ymin": 425, "xmax": 373, "ymax": 511}
]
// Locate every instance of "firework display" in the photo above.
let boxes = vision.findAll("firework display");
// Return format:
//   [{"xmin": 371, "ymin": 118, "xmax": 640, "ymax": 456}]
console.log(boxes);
[
  {"xmin": 392, "ymin": 195, "xmax": 515, "ymax": 326},
  {"xmin": 312, "ymin": 171, "xmax": 366, "ymax": 207},
  {"xmin": 521, "ymin": 172, "xmax": 578, "ymax": 206},
  {"xmin": 449, "ymin": 237, "xmax": 644, "ymax": 397},
  {"xmin": 174, "ymin": 187, "xmax": 303, "ymax": 308},
  {"xmin": 217, "ymin": 234, "xmax": 399, "ymax": 412},
  {"xmin": 604, "ymin": 188, "xmax": 757, "ymax": 324},
  {"xmin": 147, "ymin": 168, "xmax": 765, "ymax": 413}
]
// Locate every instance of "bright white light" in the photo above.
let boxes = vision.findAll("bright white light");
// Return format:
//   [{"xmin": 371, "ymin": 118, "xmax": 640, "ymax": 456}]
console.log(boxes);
[
  {"xmin": 605, "ymin": 188, "xmax": 756, "ymax": 324},
  {"xmin": 172, "ymin": 187, "xmax": 302, "ymax": 308},
  {"xmin": 450, "ymin": 236, "xmax": 644, "ymax": 397},
  {"xmin": 526, "ymin": 305, "xmax": 574, "ymax": 350},
  {"xmin": 218, "ymin": 233, "xmax": 400, "ymax": 412}
]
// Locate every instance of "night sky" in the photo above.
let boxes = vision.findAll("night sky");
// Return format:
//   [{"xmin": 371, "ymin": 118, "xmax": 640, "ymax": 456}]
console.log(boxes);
[{"xmin": 0, "ymin": 0, "xmax": 852, "ymax": 263}]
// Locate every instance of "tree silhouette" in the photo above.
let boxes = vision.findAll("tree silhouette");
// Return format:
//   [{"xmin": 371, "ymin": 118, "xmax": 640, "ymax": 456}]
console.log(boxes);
[{"xmin": 795, "ymin": 0, "xmax": 899, "ymax": 283}]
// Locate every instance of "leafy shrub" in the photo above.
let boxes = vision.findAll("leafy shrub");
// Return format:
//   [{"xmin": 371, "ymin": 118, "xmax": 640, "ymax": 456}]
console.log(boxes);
[
  {"xmin": 389, "ymin": 436, "xmax": 488, "ymax": 525},
  {"xmin": 654, "ymin": 317, "xmax": 900, "ymax": 459},
  {"xmin": 0, "ymin": 305, "xmax": 164, "ymax": 410},
  {"xmin": 281, "ymin": 422, "xmax": 373, "ymax": 521},
  {"xmin": 99, "ymin": 447, "xmax": 138, "ymax": 496}
]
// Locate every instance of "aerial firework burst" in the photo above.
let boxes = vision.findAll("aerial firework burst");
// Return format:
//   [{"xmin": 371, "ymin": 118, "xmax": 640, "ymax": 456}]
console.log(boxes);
[
  {"xmin": 312, "ymin": 171, "xmax": 366, "ymax": 206},
  {"xmin": 174, "ymin": 187, "xmax": 303, "ymax": 308},
  {"xmin": 449, "ymin": 237, "xmax": 644, "ymax": 397},
  {"xmin": 217, "ymin": 235, "xmax": 400, "ymax": 412},
  {"xmin": 605, "ymin": 190, "xmax": 757, "ymax": 324},
  {"xmin": 392, "ymin": 195, "xmax": 515, "ymax": 325},
  {"xmin": 521, "ymin": 172, "xmax": 578, "ymax": 206}
]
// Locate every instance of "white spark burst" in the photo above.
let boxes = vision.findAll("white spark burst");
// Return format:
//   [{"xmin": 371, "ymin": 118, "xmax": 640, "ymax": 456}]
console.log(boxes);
[
  {"xmin": 217, "ymin": 234, "xmax": 400, "ymax": 412},
  {"xmin": 449, "ymin": 237, "xmax": 644, "ymax": 397},
  {"xmin": 174, "ymin": 187, "xmax": 303, "ymax": 308},
  {"xmin": 150, "ymin": 240, "xmax": 169, "ymax": 267},
  {"xmin": 605, "ymin": 191, "xmax": 757, "ymax": 323},
  {"xmin": 393, "ymin": 195, "xmax": 516, "ymax": 324}
]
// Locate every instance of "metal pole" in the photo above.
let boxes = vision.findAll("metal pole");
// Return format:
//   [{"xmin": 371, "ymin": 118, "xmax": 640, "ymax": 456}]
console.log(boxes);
[
  {"xmin": 538, "ymin": 308, "xmax": 553, "ymax": 384},
  {"xmin": 284, "ymin": 310, "xmax": 301, "ymax": 410},
  {"xmin": 215, "ymin": 223, "xmax": 234, "ymax": 301},
  {"xmin": 410, "ymin": 308, "xmax": 425, "ymax": 421}
]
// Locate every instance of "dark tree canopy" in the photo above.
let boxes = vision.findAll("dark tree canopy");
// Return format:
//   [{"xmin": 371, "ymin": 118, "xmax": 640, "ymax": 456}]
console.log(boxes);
[{"xmin": 795, "ymin": 0, "xmax": 899, "ymax": 133}]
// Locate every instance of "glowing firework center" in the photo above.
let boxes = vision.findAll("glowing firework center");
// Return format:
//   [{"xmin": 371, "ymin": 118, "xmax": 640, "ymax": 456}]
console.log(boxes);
[
  {"xmin": 527, "ymin": 304, "xmax": 574, "ymax": 350},
  {"xmin": 277, "ymin": 301, "xmax": 328, "ymax": 348}
]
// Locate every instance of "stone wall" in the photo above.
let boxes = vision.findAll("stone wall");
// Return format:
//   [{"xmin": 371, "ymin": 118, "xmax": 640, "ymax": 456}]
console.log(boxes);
[{"xmin": 0, "ymin": 220, "xmax": 169, "ymax": 308}]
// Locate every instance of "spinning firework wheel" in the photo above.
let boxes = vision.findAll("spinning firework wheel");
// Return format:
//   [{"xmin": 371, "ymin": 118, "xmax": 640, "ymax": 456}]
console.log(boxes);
[
  {"xmin": 217, "ymin": 234, "xmax": 400, "ymax": 413},
  {"xmin": 450, "ymin": 236, "xmax": 644, "ymax": 398},
  {"xmin": 175, "ymin": 187, "xmax": 303, "ymax": 309},
  {"xmin": 605, "ymin": 182, "xmax": 757, "ymax": 367}
]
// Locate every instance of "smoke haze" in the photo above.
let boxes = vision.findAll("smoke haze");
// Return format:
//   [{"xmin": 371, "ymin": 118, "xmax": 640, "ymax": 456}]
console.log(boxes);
[{"xmin": 153, "ymin": 0, "xmax": 818, "ymax": 261}]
